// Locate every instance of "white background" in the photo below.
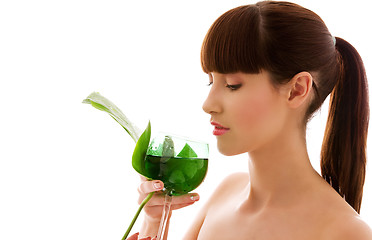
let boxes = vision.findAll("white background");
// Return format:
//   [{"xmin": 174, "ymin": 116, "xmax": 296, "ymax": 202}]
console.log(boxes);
[{"xmin": 0, "ymin": 0, "xmax": 371, "ymax": 239}]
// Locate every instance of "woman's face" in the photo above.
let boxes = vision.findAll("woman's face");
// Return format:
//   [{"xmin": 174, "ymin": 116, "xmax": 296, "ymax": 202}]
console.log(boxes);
[{"xmin": 202, "ymin": 71, "xmax": 289, "ymax": 156}]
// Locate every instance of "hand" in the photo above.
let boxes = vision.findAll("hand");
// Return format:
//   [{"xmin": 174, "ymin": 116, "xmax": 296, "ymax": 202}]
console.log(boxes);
[
  {"xmin": 126, "ymin": 232, "xmax": 157, "ymax": 240},
  {"xmin": 137, "ymin": 176, "xmax": 200, "ymax": 221}
]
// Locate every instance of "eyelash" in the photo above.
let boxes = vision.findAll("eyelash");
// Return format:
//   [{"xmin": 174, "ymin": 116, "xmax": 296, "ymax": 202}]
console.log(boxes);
[
  {"xmin": 226, "ymin": 84, "xmax": 242, "ymax": 91},
  {"xmin": 207, "ymin": 82, "xmax": 242, "ymax": 91}
]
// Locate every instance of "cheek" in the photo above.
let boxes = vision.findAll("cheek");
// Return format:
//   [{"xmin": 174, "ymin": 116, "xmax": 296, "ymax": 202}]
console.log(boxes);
[
  {"xmin": 234, "ymin": 95, "xmax": 277, "ymax": 127},
  {"xmin": 232, "ymin": 91, "xmax": 285, "ymax": 146}
]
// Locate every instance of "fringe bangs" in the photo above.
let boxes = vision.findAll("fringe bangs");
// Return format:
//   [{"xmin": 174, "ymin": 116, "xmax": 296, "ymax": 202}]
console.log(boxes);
[{"xmin": 200, "ymin": 5, "xmax": 265, "ymax": 74}]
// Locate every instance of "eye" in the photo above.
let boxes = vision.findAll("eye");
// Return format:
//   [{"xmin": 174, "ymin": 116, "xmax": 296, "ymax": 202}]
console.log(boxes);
[
  {"xmin": 207, "ymin": 73, "xmax": 213, "ymax": 87},
  {"xmin": 226, "ymin": 84, "xmax": 242, "ymax": 91}
]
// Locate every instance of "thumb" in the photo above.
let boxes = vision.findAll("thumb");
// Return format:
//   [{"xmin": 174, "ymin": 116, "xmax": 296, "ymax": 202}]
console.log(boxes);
[{"xmin": 126, "ymin": 232, "xmax": 139, "ymax": 240}]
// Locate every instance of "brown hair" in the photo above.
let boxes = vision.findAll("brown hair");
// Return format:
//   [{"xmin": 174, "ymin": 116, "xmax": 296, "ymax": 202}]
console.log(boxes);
[{"xmin": 201, "ymin": 1, "xmax": 369, "ymax": 213}]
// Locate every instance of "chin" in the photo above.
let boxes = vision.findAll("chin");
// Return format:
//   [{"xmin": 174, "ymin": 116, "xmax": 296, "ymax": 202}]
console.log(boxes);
[
  {"xmin": 216, "ymin": 138, "xmax": 259, "ymax": 156},
  {"xmin": 217, "ymin": 143, "xmax": 246, "ymax": 156}
]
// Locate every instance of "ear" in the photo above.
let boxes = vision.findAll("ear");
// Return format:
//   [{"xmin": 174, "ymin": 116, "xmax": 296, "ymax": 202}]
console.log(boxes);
[{"xmin": 287, "ymin": 72, "xmax": 313, "ymax": 109}]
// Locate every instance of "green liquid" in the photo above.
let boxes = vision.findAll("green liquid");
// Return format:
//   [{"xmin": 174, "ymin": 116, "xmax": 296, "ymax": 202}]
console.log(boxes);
[{"xmin": 144, "ymin": 155, "xmax": 208, "ymax": 196}]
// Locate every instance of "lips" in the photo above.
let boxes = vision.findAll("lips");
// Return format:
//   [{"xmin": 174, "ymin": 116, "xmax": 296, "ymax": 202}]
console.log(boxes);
[{"xmin": 211, "ymin": 121, "xmax": 230, "ymax": 136}]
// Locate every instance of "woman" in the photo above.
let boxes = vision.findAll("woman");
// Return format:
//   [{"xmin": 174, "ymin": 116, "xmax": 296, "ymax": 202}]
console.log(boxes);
[{"xmin": 132, "ymin": 1, "xmax": 371, "ymax": 239}]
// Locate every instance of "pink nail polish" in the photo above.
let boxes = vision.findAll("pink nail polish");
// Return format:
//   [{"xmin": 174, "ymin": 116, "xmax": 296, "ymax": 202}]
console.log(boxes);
[
  {"xmin": 153, "ymin": 182, "xmax": 162, "ymax": 190},
  {"xmin": 190, "ymin": 195, "xmax": 199, "ymax": 201}
]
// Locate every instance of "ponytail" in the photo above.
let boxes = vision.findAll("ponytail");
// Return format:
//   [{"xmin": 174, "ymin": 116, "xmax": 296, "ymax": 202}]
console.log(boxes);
[{"xmin": 321, "ymin": 37, "xmax": 369, "ymax": 213}]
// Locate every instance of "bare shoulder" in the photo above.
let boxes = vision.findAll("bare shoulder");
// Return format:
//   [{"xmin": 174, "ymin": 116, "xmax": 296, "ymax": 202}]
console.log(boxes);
[
  {"xmin": 211, "ymin": 172, "xmax": 250, "ymax": 200},
  {"xmin": 215, "ymin": 172, "xmax": 250, "ymax": 191},
  {"xmin": 325, "ymin": 214, "xmax": 372, "ymax": 240},
  {"xmin": 196, "ymin": 171, "xmax": 249, "ymax": 210},
  {"xmin": 317, "ymin": 185, "xmax": 372, "ymax": 239},
  {"xmin": 183, "ymin": 172, "xmax": 249, "ymax": 239}
]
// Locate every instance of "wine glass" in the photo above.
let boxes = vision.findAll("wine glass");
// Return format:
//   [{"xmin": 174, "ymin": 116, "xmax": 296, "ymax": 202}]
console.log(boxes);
[{"xmin": 144, "ymin": 133, "xmax": 209, "ymax": 240}]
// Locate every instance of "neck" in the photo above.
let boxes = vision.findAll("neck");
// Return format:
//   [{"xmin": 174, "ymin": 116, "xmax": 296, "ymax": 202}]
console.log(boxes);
[{"xmin": 246, "ymin": 125, "xmax": 319, "ymax": 209}]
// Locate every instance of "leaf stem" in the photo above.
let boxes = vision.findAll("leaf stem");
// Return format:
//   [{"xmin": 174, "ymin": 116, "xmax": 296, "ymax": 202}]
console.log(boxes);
[{"xmin": 122, "ymin": 192, "xmax": 154, "ymax": 240}]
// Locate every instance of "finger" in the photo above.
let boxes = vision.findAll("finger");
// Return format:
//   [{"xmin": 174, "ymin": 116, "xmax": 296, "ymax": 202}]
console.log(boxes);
[
  {"xmin": 139, "ymin": 192, "xmax": 199, "ymax": 206},
  {"xmin": 139, "ymin": 175, "xmax": 147, "ymax": 182},
  {"xmin": 126, "ymin": 232, "xmax": 139, "ymax": 240},
  {"xmin": 143, "ymin": 201, "xmax": 198, "ymax": 219},
  {"xmin": 137, "ymin": 180, "xmax": 164, "ymax": 194},
  {"xmin": 171, "ymin": 202, "xmax": 197, "ymax": 210},
  {"xmin": 171, "ymin": 193, "xmax": 200, "ymax": 205},
  {"xmin": 137, "ymin": 191, "xmax": 165, "ymax": 205},
  {"xmin": 145, "ymin": 201, "xmax": 196, "ymax": 212}
]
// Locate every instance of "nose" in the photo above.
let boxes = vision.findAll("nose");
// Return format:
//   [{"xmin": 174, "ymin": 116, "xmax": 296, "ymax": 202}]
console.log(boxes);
[{"xmin": 202, "ymin": 86, "xmax": 222, "ymax": 114}]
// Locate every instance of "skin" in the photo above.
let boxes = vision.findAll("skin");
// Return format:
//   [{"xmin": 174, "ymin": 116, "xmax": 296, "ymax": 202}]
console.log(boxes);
[
  {"xmin": 137, "ymin": 175, "xmax": 199, "ymax": 239},
  {"xmin": 137, "ymin": 71, "xmax": 372, "ymax": 239}
]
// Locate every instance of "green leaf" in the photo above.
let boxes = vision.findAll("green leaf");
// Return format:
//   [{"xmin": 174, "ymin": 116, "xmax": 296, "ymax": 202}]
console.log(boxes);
[
  {"xmin": 177, "ymin": 143, "xmax": 198, "ymax": 158},
  {"xmin": 83, "ymin": 92, "xmax": 154, "ymax": 237},
  {"xmin": 83, "ymin": 92, "xmax": 141, "ymax": 142},
  {"xmin": 132, "ymin": 121, "xmax": 151, "ymax": 176}
]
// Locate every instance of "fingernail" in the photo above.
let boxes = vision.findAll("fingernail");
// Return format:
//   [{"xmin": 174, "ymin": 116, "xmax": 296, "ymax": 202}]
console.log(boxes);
[
  {"xmin": 153, "ymin": 182, "xmax": 162, "ymax": 190},
  {"xmin": 190, "ymin": 194, "xmax": 199, "ymax": 201}
]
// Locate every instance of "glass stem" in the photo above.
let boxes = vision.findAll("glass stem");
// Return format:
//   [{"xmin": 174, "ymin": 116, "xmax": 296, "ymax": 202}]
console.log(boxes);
[{"xmin": 156, "ymin": 194, "xmax": 172, "ymax": 240}]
